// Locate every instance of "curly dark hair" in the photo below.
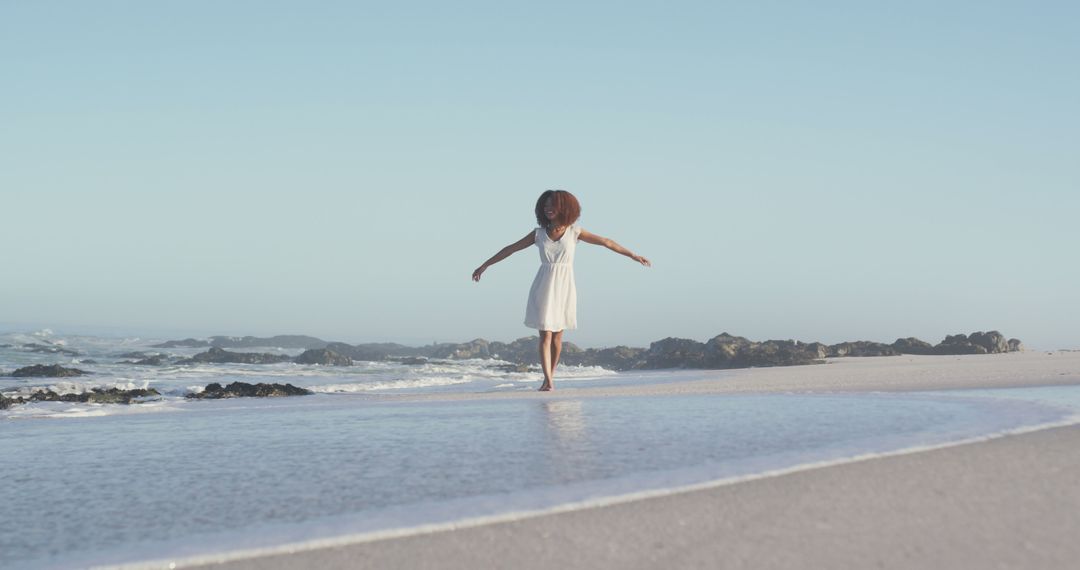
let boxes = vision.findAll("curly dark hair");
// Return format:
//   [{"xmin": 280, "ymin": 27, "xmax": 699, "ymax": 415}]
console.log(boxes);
[{"xmin": 534, "ymin": 190, "xmax": 581, "ymax": 228}]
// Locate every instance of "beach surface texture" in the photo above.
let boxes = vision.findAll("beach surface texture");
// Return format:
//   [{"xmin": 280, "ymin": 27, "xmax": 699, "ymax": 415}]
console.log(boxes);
[{"xmin": 182, "ymin": 352, "xmax": 1080, "ymax": 570}]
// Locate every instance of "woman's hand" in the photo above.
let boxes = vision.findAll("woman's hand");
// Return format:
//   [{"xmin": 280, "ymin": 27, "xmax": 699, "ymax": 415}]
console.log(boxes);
[
  {"xmin": 632, "ymin": 255, "xmax": 652, "ymax": 267},
  {"xmin": 472, "ymin": 265, "xmax": 487, "ymax": 282}
]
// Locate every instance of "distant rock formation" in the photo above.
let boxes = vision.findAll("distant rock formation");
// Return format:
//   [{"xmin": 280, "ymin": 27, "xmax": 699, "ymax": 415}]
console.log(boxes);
[
  {"xmin": 293, "ymin": 349, "xmax": 352, "ymax": 366},
  {"xmin": 186, "ymin": 382, "xmax": 312, "ymax": 399},
  {"xmin": 827, "ymin": 341, "xmax": 898, "ymax": 358},
  {"xmin": 892, "ymin": 337, "xmax": 936, "ymax": 355},
  {"xmin": 176, "ymin": 347, "xmax": 292, "ymax": 365},
  {"xmin": 322, "ymin": 342, "xmax": 405, "ymax": 361},
  {"xmin": 1, "ymin": 387, "xmax": 160, "ymax": 408},
  {"xmin": 932, "ymin": 331, "xmax": 1016, "ymax": 355},
  {"xmin": 151, "ymin": 329, "xmax": 1025, "ymax": 372},
  {"xmin": 152, "ymin": 335, "xmax": 327, "ymax": 349},
  {"xmin": 10, "ymin": 364, "xmax": 89, "ymax": 377}
]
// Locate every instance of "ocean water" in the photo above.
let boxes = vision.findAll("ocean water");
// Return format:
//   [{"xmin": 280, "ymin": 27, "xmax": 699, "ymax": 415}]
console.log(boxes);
[{"xmin": 3, "ymin": 331, "xmax": 1080, "ymax": 569}]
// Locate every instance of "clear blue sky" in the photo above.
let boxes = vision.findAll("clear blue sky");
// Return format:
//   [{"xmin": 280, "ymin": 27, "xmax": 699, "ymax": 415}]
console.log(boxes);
[{"xmin": 2, "ymin": 1, "xmax": 1077, "ymax": 349}]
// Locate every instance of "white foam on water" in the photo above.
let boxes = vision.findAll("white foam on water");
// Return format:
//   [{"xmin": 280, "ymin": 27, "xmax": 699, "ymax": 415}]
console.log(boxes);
[
  {"xmin": 2, "ymin": 399, "xmax": 186, "ymax": 419},
  {"xmin": 2, "ymin": 378, "xmax": 154, "ymax": 398},
  {"xmin": 312, "ymin": 376, "xmax": 476, "ymax": 392}
]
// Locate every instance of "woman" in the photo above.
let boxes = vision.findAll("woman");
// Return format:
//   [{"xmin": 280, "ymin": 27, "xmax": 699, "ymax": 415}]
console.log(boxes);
[{"xmin": 472, "ymin": 190, "xmax": 651, "ymax": 391}]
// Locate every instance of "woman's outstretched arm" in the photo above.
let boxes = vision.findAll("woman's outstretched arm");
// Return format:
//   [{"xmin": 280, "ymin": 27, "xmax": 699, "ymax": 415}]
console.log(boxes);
[
  {"xmin": 579, "ymin": 229, "xmax": 652, "ymax": 267},
  {"xmin": 472, "ymin": 231, "xmax": 536, "ymax": 281}
]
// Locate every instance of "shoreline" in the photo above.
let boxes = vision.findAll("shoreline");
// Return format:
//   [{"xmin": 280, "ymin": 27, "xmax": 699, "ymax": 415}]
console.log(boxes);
[
  {"xmin": 188, "ymin": 421, "xmax": 1080, "ymax": 570},
  {"xmin": 104, "ymin": 351, "xmax": 1080, "ymax": 570},
  {"xmin": 114, "ymin": 407, "xmax": 1080, "ymax": 570}
]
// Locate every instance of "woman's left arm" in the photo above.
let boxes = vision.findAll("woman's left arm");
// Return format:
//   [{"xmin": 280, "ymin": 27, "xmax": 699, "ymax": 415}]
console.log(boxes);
[{"xmin": 579, "ymin": 229, "xmax": 652, "ymax": 267}]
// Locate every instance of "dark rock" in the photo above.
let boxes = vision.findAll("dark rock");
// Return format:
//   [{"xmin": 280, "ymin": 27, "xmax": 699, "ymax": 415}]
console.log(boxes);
[
  {"xmin": 82, "ymin": 387, "xmax": 161, "ymax": 404},
  {"xmin": 968, "ymin": 331, "xmax": 1009, "ymax": 354},
  {"xmin": 802, "ymin": 342, "xmax": 830, "ymax": 360},
  {"xmin": 426, "ymin": 338, "xmax": 491, "ymax": 360},
  {"xmin": 892, "ymin": 337, "xmax": 936, "ymax": 355},
  {"xmin": 2, "ymin": 387, "xmax": 160, "ymax": 406},
  {"xmin": 933, "ymin": 332, "xmax": 1006, "ymax": 354},
  {"xmin": 564, "ymin": 345, "xmax": 647, "ymax": 370},
  {"xmin": 186, "ymin": 381, "xmax": 312, "ymax": 399},
  {"xmin": 1008, "ymin": 338, "xmax": 1024, "ymax": 352},
  {"xmin": 80, "ymin": 359, "xmax": 98, "ymax": 364},
  {"xmin": 176, "ymin": 347, "xmax": 292, "ymax": 365},
  {"xmin": 11, "ymin": 364, "xmax": 89, "ymax": 377},
  {"xmin": 294, "ymin": 349, "xmax": 352, "ymax": 366},
  {"xmin": 488, "ymin": 337, "xmax": 547, "ymax": 365},
  {"xmin": 152, "ymin": 338, "xmax": 211, "ymax": 348},
  {"xmin": 0, "ymin": 394, "xmax": 11, "ymax": 410},
  {"xmin": 732, "ymin": 339, "xmax": 823, "ymax": 368},
  {"xmin": 827, "ymin": 341, "xmax": 898, "ymax": 358},
  {"xmin": 322, "ymin": 342, "xmax": 392, "ymax": 362},
  {"xmin": 642, "ymin": 337, "xmax": 708, "ymax": 369}
]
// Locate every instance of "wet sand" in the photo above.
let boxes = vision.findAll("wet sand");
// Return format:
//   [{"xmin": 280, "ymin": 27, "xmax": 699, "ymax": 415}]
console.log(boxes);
[{"xmin": 177, "ymin": 351, "xmax": 1080, "ymax": 569}]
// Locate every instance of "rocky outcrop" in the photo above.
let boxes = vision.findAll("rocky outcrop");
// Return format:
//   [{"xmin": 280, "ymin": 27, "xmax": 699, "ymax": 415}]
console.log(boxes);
[
  {"xmin": 615, "ymin": 334, "xmax": 825, "ymax": 371},
  {"xmin": 827, "ymin": 341, "xmax": 898, "ymax": 357},
  {"xmin": 562, "ymin": 345, "xmax": 647, "ymax": 370},
  {"xmin": 10, "ymin": 364, "xmax": 89, "ymax": 377},
  {"xmin": 426, "ymin": 339, "xmax": 491, "ymax": 360},
  {"xmin": 892, "ymin": 337, "xmax": 936, "ymax": 355},
  {"xmin": 932, "ymin": 331, "xmax": 1016, "ymax": 355},
  {"xmin": 1, "ymin": 387, "xmax": 160, "ymax": 406},
  {"xmin": 293, "ymin": 349, "xmax": 352, "ymax": 366},
  {"xmin": 149, "ymin": 329, "xmax": 1026, "ymax": 372},
  {"xmin": 1008, "ymin": 338, "xmax": 1024, "ymax": 352},
  {"xmin": 176, "ymin": 347, "xmax": 292, "ymax": 365},
  {"xmin": 487, "ymin": 337, "xmax": 550, "ymax": 364},
  {"xmin": 321, "ymin": 342, "xmax": 399, "ymax": 362},
  {"xmin": 967, "ymin": 331, "xmax": 1009, "ymax": 354},
  {"xmin": 640, "ymin": 337, "xmax": 712, "ymax": 369},
  {"xmin": 186, "ymin": 382, "xmax": 312, "ymax": 399}
]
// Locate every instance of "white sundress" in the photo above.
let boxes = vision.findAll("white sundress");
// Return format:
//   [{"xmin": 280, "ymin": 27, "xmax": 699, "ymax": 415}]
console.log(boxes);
[{"xmin": 524, "ymin": 224, "xmax": 581, "ymax": 332}]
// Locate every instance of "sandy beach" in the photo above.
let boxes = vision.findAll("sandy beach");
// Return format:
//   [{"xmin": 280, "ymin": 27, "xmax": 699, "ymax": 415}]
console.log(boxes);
[{"xmin": 178, "ymin": 351, "xmax": 1080, "ymax": 569}]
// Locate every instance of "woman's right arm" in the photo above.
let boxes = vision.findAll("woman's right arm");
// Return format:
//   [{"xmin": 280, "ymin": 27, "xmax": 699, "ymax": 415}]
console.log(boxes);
[{"xmin": 472, "ymin": 231, "xmax": 535, "ymax": 282}]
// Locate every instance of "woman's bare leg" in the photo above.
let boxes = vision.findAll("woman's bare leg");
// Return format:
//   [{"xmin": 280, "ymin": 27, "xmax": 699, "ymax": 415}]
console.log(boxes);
[
  {"xmin": 538, "ymin": 331, "xmax": 554, "ymax": 391},
  {"xmin": 550, "ymin": 330, "xmax": 564, "ymax": 379}
]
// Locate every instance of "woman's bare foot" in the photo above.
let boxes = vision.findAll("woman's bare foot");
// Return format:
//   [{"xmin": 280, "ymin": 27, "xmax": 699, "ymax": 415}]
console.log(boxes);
[{"xmin": 538, "ymin": 382, "xmax": 553, "ymax": 391}]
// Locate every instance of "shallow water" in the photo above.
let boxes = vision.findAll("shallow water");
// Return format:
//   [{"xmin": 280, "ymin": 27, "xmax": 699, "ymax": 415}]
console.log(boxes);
[{"xmin": 4, "ymin": 386, "xmax": 1079, "ymax": 569}]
